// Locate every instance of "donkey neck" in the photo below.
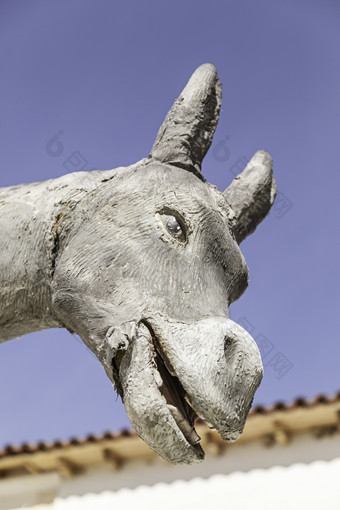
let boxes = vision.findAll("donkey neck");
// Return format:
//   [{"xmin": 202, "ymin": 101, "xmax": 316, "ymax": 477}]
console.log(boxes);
[{"xmin": 0, "ymin": 165, "xmax": 126, "ymax": 343}]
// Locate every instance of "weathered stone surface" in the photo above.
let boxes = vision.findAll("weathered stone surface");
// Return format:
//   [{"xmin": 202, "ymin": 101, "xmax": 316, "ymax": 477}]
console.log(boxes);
[
  {"xmin": 223, "ymin": 150, "xmax": 277, "ymax": 243},
  {"xmin": 0, "ymin": 64, "xmax": 276, "ymax": 464}
]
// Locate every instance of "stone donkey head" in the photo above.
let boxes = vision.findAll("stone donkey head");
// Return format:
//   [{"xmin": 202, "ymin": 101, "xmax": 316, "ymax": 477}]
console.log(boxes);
[{"xmin": 50, "ymin": 64, "xmax": 276, "ymax": 464}]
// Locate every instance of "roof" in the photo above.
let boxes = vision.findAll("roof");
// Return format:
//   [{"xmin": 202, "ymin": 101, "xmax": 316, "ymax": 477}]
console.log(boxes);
[{"xmin": 0, "ymin": 393, "xmax": 340, "ymax": 479}]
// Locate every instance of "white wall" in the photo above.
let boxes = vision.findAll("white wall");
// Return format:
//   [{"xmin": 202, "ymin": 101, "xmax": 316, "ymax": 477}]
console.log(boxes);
[{"xmin": 1, "ymin": 432, "xmax": 340, "ymax": 510}]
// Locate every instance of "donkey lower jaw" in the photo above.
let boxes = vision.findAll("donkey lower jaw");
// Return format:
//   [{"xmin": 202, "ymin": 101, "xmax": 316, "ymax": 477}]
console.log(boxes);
[{"xmin": 110, "ymin": 320, "xmax": 204, "ymax": 463}]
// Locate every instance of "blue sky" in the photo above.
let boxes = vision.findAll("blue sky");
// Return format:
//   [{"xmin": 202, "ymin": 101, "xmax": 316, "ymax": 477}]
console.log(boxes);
[{"xmin": 0, "ymin": 0, "xmax": 339, "ymax": 446}]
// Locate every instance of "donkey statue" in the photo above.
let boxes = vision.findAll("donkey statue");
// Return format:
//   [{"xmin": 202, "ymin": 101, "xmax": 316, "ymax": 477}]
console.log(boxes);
[{"xmin": 0, "ymin": 64, "xmax": 276, "ymax": 464}]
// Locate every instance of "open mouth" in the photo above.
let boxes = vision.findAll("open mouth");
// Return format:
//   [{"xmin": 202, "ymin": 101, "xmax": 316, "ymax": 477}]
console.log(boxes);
[
  {"xmin": 108, "ymin": 315, "xmax": 262, "ymax": 464},
  {"xmin": 112, "ymin": 319, "xmax": 205, "ymax": 458},
  {"xmin": 141, "ymin": 320, "xmax": 205, "ymax": 457}
]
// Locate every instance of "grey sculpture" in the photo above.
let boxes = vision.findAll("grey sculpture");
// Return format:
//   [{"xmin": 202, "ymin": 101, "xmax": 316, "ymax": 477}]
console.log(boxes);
[{"xmin": 0, "ymin": 64, "xmax": 276, "ymax": 464}]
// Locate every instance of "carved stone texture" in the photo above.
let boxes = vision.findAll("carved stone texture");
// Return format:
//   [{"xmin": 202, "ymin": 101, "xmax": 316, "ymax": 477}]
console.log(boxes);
[{"xmin": 0, "ymin": 64, "xmax": 276, "ymax": 464}]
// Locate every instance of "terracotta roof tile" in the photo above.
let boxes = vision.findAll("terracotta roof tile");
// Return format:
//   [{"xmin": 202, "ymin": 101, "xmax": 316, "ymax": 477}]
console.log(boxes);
[
  {"xmin": 250, "ymin": 392, "xmax": 340, "ymax": 416},
  {"xmin": 1, "ymin": 392, "xmax": 339, "ymax": 460}
]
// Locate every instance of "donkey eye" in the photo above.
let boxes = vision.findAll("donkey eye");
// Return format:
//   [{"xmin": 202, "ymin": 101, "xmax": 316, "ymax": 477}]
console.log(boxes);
[{"xmin": 160, "ymin": 213, "xmax": 187, "ymax": 243}]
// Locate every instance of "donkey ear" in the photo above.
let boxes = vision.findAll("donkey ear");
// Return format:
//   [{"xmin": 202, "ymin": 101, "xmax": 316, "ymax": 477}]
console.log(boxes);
[
  {"xmin": 149, "ymin": 63, "xmax": 222, "ymax": 179},
  {"xmin": 223, "ymin": 151, "xmax": 277, "ymax": 243}
]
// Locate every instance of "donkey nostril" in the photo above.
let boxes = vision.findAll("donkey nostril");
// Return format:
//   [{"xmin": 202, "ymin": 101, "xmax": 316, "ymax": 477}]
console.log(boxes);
[{"xmin": 224, "ymin": 335, "xmax": 233, "ymax": 347}]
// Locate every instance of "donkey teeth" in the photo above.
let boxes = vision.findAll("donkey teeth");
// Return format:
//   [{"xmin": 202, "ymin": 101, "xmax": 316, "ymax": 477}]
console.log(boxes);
[
  {"xmin": 153, "ymin": 368, "xmax": 163, "ymax": 388},
  {"xmin": 183, "ymin": 395, "xmax": 216, "ymax": 431},
  {"xmin": 167, "ymin": 404, "xmax": 201, "ymax": 445}
]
